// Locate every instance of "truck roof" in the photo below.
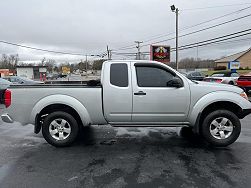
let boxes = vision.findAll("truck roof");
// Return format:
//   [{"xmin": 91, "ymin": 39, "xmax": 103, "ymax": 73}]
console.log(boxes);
[{"xmin": 105, "ymin": 60, "xmax": 160, "ymax": 63}]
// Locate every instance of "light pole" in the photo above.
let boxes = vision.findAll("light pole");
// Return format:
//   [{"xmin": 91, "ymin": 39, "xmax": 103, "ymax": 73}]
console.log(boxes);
[
  {"xmin": 135, "ymin": 41, "xmax": 143, "ymax": 60},
  {"xmin": 171, "ymin": 5, "xmax": 179, "ymax": 70}
]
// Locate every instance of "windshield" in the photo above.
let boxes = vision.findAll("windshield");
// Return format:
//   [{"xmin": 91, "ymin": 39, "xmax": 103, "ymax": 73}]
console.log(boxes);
[{"xmin": 0, "ymin": 78, "xmax": 11, "ymax": 84}]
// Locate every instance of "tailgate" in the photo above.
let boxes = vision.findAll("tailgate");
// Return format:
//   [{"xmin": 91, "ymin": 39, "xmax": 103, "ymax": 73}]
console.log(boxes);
[
  {"xmin": 237, "ymin": 76, "xmax": 251, "ymax": 87},
  {"xmin": 0, "ymin": 89, "xmax": 6, "ymax": 109}
]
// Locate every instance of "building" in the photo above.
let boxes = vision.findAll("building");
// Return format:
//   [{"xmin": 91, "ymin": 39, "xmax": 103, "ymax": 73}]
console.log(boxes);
[
  {"xmin": 215, "ymin": 48, "xmax": 251, "ymax": 69},
  {"xmin": 16, "ymin": 66, "xmax": 47, "ymax": 80},
  {"xmin": 0, "ymin": 69, "xmax": 15, "ymax": 77}
]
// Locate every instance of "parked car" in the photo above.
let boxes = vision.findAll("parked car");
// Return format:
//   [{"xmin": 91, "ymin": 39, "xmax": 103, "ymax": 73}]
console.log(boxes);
[
  {"xmin": 0, "ymin": 78, "xmax": 12, "ymax": 89},
  {"xmin": 185, "ymin": 71, "xmax": 206, "ymax": 81},
  {"xmin": 203, "ymin": 71, "xmax": 239, "ymax": 85},
  {"xmin": 3, "ymin": 76, "xmax": 44, "ymax": 85},
  {"xmin": 46, "ymin": 73, "xmax": 59, "ymax": 80},
  {"xmin": 236, "ymin": 75, "xmax": 251, "ymax": 93},
  {"xmin": 58, "ymin": 73, "xmax": 68, "ymax": 78},
  {"xmin": 1, "ymin": 60, "xmax": 251, "ymax": 147}
]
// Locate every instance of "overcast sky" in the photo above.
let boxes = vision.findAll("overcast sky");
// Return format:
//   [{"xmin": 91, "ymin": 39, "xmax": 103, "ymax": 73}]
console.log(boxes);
[{"xmin": 0, "ymin": 0, "xmax": 251, "ymax": 63}]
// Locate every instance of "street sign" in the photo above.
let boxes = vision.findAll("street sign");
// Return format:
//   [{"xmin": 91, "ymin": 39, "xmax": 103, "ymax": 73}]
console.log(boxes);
[
  {"xmin": 228, "ymin": 61, "xmax": 240, "ymax": 70},
  {"xmin": 150, "ymin": 45, "xmax": 170, "ymax": 63}
]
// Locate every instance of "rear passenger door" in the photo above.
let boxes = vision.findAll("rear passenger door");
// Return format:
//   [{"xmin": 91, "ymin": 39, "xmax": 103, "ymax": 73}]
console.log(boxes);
[{"xmin": 103, "ymin": 62, "xmax": 133, "ymax": 124}]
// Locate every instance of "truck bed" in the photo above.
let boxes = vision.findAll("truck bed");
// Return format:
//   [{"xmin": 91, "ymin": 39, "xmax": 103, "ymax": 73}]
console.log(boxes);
[{"xmin": 4, "ymin": 84, "xmax": 106, "ymax": 125}]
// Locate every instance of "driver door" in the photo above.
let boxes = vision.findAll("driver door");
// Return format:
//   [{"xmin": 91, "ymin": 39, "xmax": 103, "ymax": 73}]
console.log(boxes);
[{"xmin": 132, "ymin": 63, "xmax": 190, "ymax": 124}]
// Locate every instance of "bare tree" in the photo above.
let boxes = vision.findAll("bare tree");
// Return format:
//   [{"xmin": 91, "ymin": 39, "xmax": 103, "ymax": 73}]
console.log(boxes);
[{"xmin": 0, "ymin": 54, "xmax": 19, "ymax": 69}]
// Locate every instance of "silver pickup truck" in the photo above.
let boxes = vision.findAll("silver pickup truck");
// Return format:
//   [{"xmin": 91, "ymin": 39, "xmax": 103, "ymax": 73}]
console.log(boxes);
[{"xmin": 1, "ymin": 60, "xmax": 251, "ymax": 147}]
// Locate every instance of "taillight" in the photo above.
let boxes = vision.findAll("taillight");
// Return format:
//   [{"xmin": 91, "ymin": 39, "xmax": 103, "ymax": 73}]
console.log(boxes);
[
  {"xmin": 215, "ymin": 79, "xmax": 222, "ymax": 83},
  {"xmin": 4, "ymin": 89, "xmax": 11, "ymax": 108}
]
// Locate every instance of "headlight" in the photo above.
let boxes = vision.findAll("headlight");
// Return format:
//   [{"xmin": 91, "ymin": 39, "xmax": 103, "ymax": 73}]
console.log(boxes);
[{"xmin": 240, "ymin": 91, "xmax": 249, "ymax": 100}]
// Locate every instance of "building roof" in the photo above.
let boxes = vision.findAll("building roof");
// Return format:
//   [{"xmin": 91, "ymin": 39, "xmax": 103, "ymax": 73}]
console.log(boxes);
[
  {"xmin": 16, "ymin": 65, "xmax": 48, "ymax": 68},
  {"xmin": 215, "ymin": 48, "xmax": 251, "ymax": 63}
]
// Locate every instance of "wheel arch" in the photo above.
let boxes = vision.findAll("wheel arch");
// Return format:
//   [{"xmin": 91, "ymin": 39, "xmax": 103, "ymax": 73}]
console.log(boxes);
[
  {"xmin": 31, "ymin": 95, "xmax": 91, "ymax": 133},
  {"xmin": 194, "ymin": 101, "xmax": 242, "ymax": 134},
  {"xmin": 189, "ymin": 91, "xmax": 251, "ymax": 133}
]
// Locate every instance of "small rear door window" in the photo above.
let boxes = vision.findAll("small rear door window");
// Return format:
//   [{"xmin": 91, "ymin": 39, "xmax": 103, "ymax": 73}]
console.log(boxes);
[{"xmin": 110, "ymin": 63, "xmax": 128, "ymax": 87}]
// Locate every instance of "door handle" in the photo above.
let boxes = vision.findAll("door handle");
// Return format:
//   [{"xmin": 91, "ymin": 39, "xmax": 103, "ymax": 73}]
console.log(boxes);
[{"xmin": 134, "ymin": 91, "xmax": 146, "ymax": 96}]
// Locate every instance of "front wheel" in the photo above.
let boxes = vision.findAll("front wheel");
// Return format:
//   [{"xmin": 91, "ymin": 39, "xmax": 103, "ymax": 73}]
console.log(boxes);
[
  {"xmin": 201, "ymin": 110, "xmax": 241, "ymax": 147},
  {"xmin": 42, "ymin": 111, "xmax": 79, "ymax": 147}
]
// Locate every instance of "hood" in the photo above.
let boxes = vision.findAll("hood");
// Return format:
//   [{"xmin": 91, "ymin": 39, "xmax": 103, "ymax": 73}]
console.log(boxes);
[{"xmin": 191, "ymin": 81, "xmax": 243, "ymax": 94}]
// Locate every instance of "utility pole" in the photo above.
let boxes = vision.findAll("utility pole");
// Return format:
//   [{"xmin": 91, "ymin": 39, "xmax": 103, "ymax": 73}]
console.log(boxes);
[
  {"xmin": 85, "ymin": 54, "xmax": 88, "ymax": 78},
  {"xmin": 135, "ymin": 41, "xmax": 143, "ymax": 60},
  {"xmin": 107, "ymin": 45, "xmax": 110, "ymax": 60},
  {"xmin": 196, "ymin": 45, "xmax": 199, "ymax": 61},
  {"xmin": 109, "ymin": 50, "xmax": 112, "ymax": 59},
  {"xmin": 107, "ymin": 45, "xmax": 112, "ymax": 60},
  {"xmin": 171, "ymin": 5, "xmax": 179, "ymax": 70},
  {"xmin": 106, "ymin": 45, "xmax": 112, "ymax": 60}
]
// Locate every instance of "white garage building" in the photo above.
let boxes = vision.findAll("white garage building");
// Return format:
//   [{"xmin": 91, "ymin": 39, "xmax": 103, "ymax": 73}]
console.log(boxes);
[{"xmin": 16, "ymin": 66, "xmax": 47, "ymax": 80}]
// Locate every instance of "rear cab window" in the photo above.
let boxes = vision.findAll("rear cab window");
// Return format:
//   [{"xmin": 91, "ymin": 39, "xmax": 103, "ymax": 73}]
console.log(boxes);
[{"xmin": 110, "ymin": 63, "xmax": 128, "ymax": 87}]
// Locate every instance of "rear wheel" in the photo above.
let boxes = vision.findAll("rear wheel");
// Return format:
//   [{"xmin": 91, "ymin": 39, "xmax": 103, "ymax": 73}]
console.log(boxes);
[
  {"xmin": 201, "ymin": 110, "xmax": 241, "ymax": 147},
  {"xmin": 229, "ymin": 81, "xmax": 234, "ymax": 85},
  {"xmin": 42, "ymin": 111, "xmax": 79, "ymax": 147}
]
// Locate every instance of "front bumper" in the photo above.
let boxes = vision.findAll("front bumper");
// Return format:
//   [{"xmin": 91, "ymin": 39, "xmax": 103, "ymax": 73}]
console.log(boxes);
[{"xmin": 1, "ymin": 113, "xmax": 13, "ymax": 123}]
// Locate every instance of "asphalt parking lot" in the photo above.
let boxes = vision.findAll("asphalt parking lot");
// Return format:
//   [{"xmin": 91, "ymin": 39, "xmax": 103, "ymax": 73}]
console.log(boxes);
[{"xmin": 0, "ymin": 115, "xmax": 251, "ymax": 188}]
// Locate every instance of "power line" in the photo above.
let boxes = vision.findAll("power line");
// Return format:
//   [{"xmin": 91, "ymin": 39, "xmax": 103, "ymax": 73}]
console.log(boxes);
[
  {"xmin": 143, "ymin": 6, "xmax": 251, "ymax": 44},
  {"xmin": 113, "ymin": 35, "xmax": 251, "ymax": 59},
  {"xmin": 173, "ymin": 31, "xmax": 251, "ymax": 52},
  {"xmin": 140, "ymin": 13, "xmax": 251, "ymax": 48},
  {"xmin": 114, "ymin": 13, "xmax": 251, "ymax": 51},
  {"xmin": 113, "ymin": 36, "xmax": 251, "ymax": 60},
  {"xmin": 0, "ymin": 40, "xmax": 102, "ymax": 57},
  {"xmin": 114, "ymin": 29, "xmax": 251, "ymax": 56},
  {"xmin": 112, "ymin": 6, "xmax": 251, "ymax": 52},
  {"xmin": 177, "ymin": 7, "xmax": 251, "ymax": 34},
  {"xmin": 177, "ymin": 28, "xmax": 251, "ymax": 49},
  {"xmin": 199, "ymin": 36, "xmax": 251, "ymax": 47},
  {"xmin": 181, "ymin": 3, "xmax": 251, "ymax": 11}
]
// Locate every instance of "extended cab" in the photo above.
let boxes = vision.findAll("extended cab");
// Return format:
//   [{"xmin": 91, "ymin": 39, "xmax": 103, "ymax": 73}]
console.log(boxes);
[{"xmin": 1, "ymin": 60, "xmax": 251, "ymax": 147}]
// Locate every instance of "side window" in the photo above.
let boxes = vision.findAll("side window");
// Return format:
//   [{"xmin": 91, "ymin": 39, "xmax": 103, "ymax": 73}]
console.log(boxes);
[
  {"xmin": 10, "ymin": 77, "xmax": 16, "ymax": 82},
  {"xmin": 231, "ymin": 73, "xmax": 239, "ymax": 77},
  {"xmin": 136, "ymin": 66, "xmax": 175, "ymax": 87},
  {"xmin": 110, "ymin": 63, "xmax": 128, "ymax": 87},
  {"xmin": 193, "ymin": 72, "xmax": 200, "ymax": 76}
]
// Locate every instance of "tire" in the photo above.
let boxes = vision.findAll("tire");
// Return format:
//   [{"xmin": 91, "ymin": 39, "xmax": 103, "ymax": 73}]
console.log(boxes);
[
  {"xmin": 201, "ymin": 110, "xmax": 241, "ymax": 147},
  {"xmin": 246, "ymin": 88, "xmax": 250, "ymax": 94},
  {"xmin": 180, "ymin": 127, "xmax": 194, "ymax": 138},
  {"xmin": 42, "ymin": 111, "xmax": 79, "ymax": 147},
  {"xmin": 229, "ymin": 81, "xmax": 234, "ymax": 85}
]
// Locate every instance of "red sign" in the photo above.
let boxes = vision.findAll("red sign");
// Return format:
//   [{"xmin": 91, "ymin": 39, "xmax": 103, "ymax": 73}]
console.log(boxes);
[{"xmin": 150, "ymin": 45, "xmax": 170, "ymax": 63}]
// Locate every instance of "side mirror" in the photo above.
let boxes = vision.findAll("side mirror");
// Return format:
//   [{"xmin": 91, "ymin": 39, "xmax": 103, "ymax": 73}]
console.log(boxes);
[{"xmin": 167, "ymin": 78, "xmax": 183, "ymax": 88}]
